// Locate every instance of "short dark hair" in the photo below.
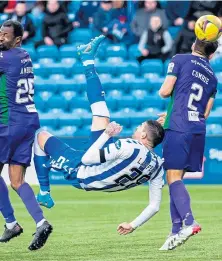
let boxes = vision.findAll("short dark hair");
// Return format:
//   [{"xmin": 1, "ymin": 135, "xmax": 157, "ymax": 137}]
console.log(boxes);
[
  {"xmin": 146, "ymin": 120, "xmax": 164, "ymax": 148},
  {"xmin": 194, "ymin": 38, "xmax": 218, "ymax": 58},
  {"xmin": 2, "ymin": 20, "xmax": 24, "ymax": 38}
]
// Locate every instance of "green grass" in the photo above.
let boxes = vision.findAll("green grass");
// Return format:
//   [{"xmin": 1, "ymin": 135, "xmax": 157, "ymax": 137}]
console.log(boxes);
[{"xmin": 1, "ymin": 186, "xmax": 222, "ymax": 261}]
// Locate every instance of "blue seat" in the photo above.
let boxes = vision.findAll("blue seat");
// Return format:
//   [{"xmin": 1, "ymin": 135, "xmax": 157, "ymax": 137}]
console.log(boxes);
[
  {"xmin": 137, "ymin": 95, "xmax": 165, "ymax": 110},
  {"xmin": 141, "ymin": 59, "xmax": 163, "ymax": 75},
  {"xmin": 75, "ymin": 125, "xmax": 91, "ymax": 137},
  {"xmin": 35, "ymin": 77, "xmax": 57, "ymax": 93},
  {"xmin": 60, "ymin": 45, "xmax": 78, "ymax": 58},
  {"xmin": 61, "ymin": 91, "xmax": 77, "ymax": 100},
  {"xmin": 117, "ymin": 95, "xmax": 138, "ymax": 110},
  {"xmin": 34, "ymin": 95, "xmax": 47, "ymax": 112},
  {"xmin": 163, "ymin": 59, "xmax": 170, "ymax": 75},
  {"xmin": 71, "ymin": 108, "xmax": 92, "ymax": 126},
  {"xmin": 215, "ymin": 72, "xmax": 222, "ymax": 82},
  {"xmin": 103, "ymin": 77, "xmax": 126, "ymax": 92},
  {"xmin": 106, "ymin": 44, "xmax": 127, "ymax": 59},
  {"xmin": 52, "ymin": 126, "xmax": 78, "ymax": 137},
  {"xmin": 128, "ymin": 44, "xmax": 142, "ymax": 60},
  {"xmin": 58, "ymin": 112, "xmax": 82, "ymax": 128},
  {"xmin": 168, "ymin": 26, "xmax": 181, "ymax": 39},
  {"xmin": 39, "ymin": 112, "xmax": 58, "ymax": 129},
  {"xmin": 38, "ymin": 91, "xmax": 53, "ymax": 101},
  {"xmin": 120, "ymin": 127, "xmax": 133, "ymax": 137},
  {"xmin": 131, "ymin": 90, "xmax": 148, "ymax": 99},
  {"xmin": 72, "ymin": 62, "xmax": 85, "ymax": 74},
  {"xmin": 213, "ymin": 98, "xmax": 222, "ymax": 108},
  {"xmin": 115, "ymin": 61, "xmax": 140, "ymax": 76},
  {"xmin": 210, "ymin": 58, "xmax": 222, "ymax": 73},
  {"xmin": 69, "ymin": 97, "xmax": 90, "ymax": 111},
  {"xmin": 23, "ymin": 46, "xmax": 37, "ymax": 61},
  {"xmin": 73, "ymin": 74, "xmax": 87, "ymax": 92},
  {"xmin": 95, "ymin": 61, "xmax": 113, "ymax": 74},
  {"xmin": 36, "ymin": 45, "xmax": 59, "ymax": 60},
  {"xmin": 129, "ymin": 78, "xmax": 152, "ymax": 92},
  {"xmin": 206, "ymin": 124, "xmax": 222, "ymax": 135},
  {"xmin": 111, "ymin": 108, "xmax": 134, "ymax": 128},
  {"xmin": 130, "ymin": 108, "xmax": 162, "ymax": 126},
  {"xmin": 46, "ymin": 96, "xmax": 69, "ymax": 111},
  {"xmin": 43, "ymin": 62, "xmax": 73, "ymax": 77},
  {"xmin": 149, "ymin": 78, "xmax": 164, "ymax": 92},
  {"xmin": 61, "ymin": 58, "xmax": 77, "ymax": 66},
  {"xmin": 69, "ymin": 29, "xmax": 92, "ymax": 43}
]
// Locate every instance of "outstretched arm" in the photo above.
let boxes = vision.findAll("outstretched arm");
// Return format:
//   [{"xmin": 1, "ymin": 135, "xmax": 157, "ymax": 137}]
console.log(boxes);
[
  {"xmin": 81, "ymin": 122, "xmax": 122, "ymax": 165},
  {"xmin": 117, "ymin": 172, "xmax": 163, "ymax": 235}
]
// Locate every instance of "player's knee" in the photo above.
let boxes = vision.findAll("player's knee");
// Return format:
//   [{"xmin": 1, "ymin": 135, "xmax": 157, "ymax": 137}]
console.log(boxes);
[
  {"xmin": 10, "ymin": 180, "xmax": 24, "ymax": 191},
  {"xmin": 38, "ymin": 131, "xmax": 52, "ymax": 151},
  {"xmin": 166, "ymin": 170, "xmax": 183, "ymax": 185}
]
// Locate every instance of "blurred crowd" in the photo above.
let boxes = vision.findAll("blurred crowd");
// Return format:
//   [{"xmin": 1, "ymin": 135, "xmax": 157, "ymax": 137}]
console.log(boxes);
[{"xmin": 1, "ymin": 0, "xmax": 222, "ymax": 60}]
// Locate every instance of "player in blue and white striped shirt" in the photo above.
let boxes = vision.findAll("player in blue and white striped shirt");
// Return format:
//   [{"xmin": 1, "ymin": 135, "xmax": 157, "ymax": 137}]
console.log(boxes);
[{"xmin": 34, "ymin": 35, "xmax": 165, "ymax": 234}]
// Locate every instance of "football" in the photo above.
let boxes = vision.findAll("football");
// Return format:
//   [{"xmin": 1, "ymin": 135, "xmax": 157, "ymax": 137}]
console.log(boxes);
[{"xmin": 194, "ymin": 15, "xmax": 222, "ymax": 42}]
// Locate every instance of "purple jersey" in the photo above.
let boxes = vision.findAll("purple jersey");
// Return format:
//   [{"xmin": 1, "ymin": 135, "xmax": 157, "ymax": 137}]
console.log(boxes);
[
  {"xmin": 164, "ymin": 54, "xmax": 217, "ymax": 133},
  {"xmin": 0, "ymin": 47, "xmax": 39, "ymax": 126}
]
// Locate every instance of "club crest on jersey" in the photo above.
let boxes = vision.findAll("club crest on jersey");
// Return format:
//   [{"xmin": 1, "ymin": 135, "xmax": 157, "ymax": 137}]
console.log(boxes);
[
  {"xmin": 167, "ymin": 62, "xmax": 174, "ymax": 73},
  {"xmin": 115, "ymin": 140, "xmax": 121, "ymax": 150}
]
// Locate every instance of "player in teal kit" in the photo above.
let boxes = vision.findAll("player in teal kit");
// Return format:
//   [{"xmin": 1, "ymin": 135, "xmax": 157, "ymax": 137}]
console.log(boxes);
[
  {"xmin": 0, "ymin": 20, "xmax": 52, "ymax": 250},
  {"xmin": 158, "ymin": 38, "xmax": 218, "ymax": 250}
]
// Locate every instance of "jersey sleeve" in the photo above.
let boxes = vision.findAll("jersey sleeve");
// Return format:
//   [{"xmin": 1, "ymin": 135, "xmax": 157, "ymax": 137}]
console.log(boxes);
[
  {"xmin": 211, "ymin": 79, "xmax": 218, "ymax": 98},
  {"xmin": 167, "ymin": 55, "xmax": 182, "ymax": 77},
  {"xmin": 0, "ymin": 54, "xmax": 8, "ymax": 74}
]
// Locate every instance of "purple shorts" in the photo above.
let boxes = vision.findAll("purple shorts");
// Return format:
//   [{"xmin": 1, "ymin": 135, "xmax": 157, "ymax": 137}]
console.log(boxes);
[{"xmin": 163, "ymin": 130, "xmax": 205, "ymax": 172}]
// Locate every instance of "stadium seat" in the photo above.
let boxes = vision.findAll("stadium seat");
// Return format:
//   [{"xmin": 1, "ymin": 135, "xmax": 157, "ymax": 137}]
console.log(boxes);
[
  {"xmin": 210, "ymin": 57, "xmax": 222, "ymax": 73},
  {"xmin": 52, "ymin": 126, "xmax": 78, "ymax": 137},
  {"xmin": 149, "ymin": 78, "xmax": 164, "ymax": 93},
  {"xmin": 131, "ymin": 90, "xmax": 148, "ymax": 99},
  {"xmin": 137, "ymin": 95, "xmax": 165, "ymax": 110},
  {"xmin": 129, "ymin": 78, "xmax": 152, "ymax": 92},
  {"xmin": 116, "ymin": 95, "xmax": 139, "ymax": 110},
  {"xmin": 128, "ymin": 44, "xmax": 142, "ymax": 60},
  {"xmin": 38, "ymin": 91, "xmax": 53, "ymax": 101},
  {"xmin": 70, "ymin": 108, "xmax": 92, "ymax": 126},
  {"xmin": 69, "ymin": 29, "xmax": 92, "ymax": 44},
  {"xmin": 141, "ymin": 59, "xmax": 163, "ymax": 75},
  {"xmin": 46, "ymin": 96, "xmax": 69, "ymax": 111},
  {"xmin": 111, "ymin": 108, "xmax": 135, "ymax": 128},
  {"xmin": 61, "ymin": 91, "xmax": 77, "ymax": 101},
  {"xmin": 115, "ymin": 61, "xmax": 140, "ymax": 76},
  {"xmin": 23, "ymin": 46, "xmax": 37, "ymax": 61},
  {"xmin": 163, "ymin": 59, "xmax": 170, "ymax": 75},
  {"xmin": 130, "ymin": 108, "xmax": 162, "ymax": 126},
  {"xmin": 69, "ymin": 97, "xmax": 90, "ymax": 111},
  {"xmin": 36, "ymin": 45, "xmax": 59, "ymax": 60},
  {"xmin": 38, "ymin": 58, "xmax": 55, "ymax": 65},
  {"xmin": 206, "ymin": 124, "xmax": 222, "ymax": 135},
  {"xmin": 168, "ymin": 26, "xmax": 181, "ymax": 39},
  {"xmin": 213, "ymin": 97, "xmax": 222, "ymax": 108},
  {"xmin": 72, "ymin": 62, "xmax": 85, "ymax": 74},
  {"xmin": 103, "ymin": 77, "xmax": 126, "ymax": 92},
  {"xmin": 39, "ymin": 112, "xmax": 58, "ymax": 129},
  {"xmin": 34, "ymin": 95, "xmax": 47, "ymax": 112},
  {"xmin": 58, "ymin": 112, "xmax": 83, "ymax": 128},
  {"xmin": 61, "ymin": 58, "xmax": 77, "ymax": 66},
  {"xmin": 95, "ymin": 61, "xmax": 113, "ymax": 74},
  {"xmin": 75, "ymin": 125, "xmax": 91, "ymax": 137},
  {"xmin": 60, "ymin": 45, "xmax": 78, "ymax": 58},
  {"xmin": 72, "ymin": 74, "xmax": 87, "ymax": 92},
  {"xmin": 35, "ymin": 77, "xmax": 58, "ymax": 93},
  {"xmin": 106, "ymin": 44, "xmax": 127, "ymax": 59}
]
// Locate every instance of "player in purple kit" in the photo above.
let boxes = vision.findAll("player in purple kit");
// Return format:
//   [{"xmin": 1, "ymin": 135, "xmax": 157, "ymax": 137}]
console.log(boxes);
[
  {"xmin": 0, "ymin": 20, "xmax": 52, "ymax": 250},
  {"xmin": 158, "ymin": 38, "xmax": 218, "ymax": 250}
]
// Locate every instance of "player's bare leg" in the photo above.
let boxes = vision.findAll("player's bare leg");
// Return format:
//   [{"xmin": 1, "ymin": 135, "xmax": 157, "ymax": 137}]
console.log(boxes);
[
  {"xmin": 0, "ymin": 163, "xmax": 23, "ymax": 243},
  {"xmin": 9, "ymin": 165, "xmax": 53, "ymax": 250},
  {"xmin": 160, "ymin": 170, "xmax": 201, "ymax": 250}
]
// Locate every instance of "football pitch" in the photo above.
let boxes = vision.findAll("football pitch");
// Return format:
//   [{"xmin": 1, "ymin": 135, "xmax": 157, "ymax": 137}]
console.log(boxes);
[{"xmin": 1, "ymin": 185, "xmax": 222, "ymax": 261}]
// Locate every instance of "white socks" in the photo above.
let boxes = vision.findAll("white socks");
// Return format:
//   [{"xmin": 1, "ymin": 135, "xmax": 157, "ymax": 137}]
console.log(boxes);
[
  {"xmin": 37, "ymin": 219, "xmax": 46, "ymax": 228},
  {"xmin": 91, "ymin": 101, "xmax": 110, "ymax": 118},
  {"xmin": 83, "ymin": 60, "xmax": 94, "ymax": 66},
  {"xmin": 6, "ymin": 221, "xmax": 17, "ymax": 229}
]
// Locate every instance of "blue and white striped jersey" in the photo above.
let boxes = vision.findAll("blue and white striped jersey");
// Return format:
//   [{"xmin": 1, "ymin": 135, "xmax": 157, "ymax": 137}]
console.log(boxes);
[{"xmin": 76, "ymin": 138, "xmax": 164, "ymax": 192}]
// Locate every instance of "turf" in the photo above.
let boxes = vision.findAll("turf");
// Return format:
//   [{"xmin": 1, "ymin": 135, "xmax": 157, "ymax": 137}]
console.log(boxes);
[{"xmin": 0, "ymin": 185, "xmax": 222, "ymax": 261}]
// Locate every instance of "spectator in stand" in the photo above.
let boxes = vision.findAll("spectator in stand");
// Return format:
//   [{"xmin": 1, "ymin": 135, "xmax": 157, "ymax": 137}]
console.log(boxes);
[
  {"xmin": 32, "ymin": 0, "xmax": 47, "ymax": 18},
  {"xmin": 107, "ymin": 15, "xmax": 133, "ymax": 44},
  {"xmin": 138, "ymin": 15, "xmax": 173, "ymax": 62},
  {"xmin": 35, "ymin": 0, "xmax": 73, "ymax": 48},
  {"xmin": 0, "ymin": 2, "xmax": 8, "ymax": 13},
  {"xmin": 10, "ymin": 1, "xmax": 35, "ymax": 44},
  {"xmin": 166, "ymin": 1, "xmax": 191, "ymax": 26},
  {"xmin": 112, "ymin": 0, "xmax": 127, "ymax": 17},
  {"xmin": 73, "ymin": 1, "xmax": 99, "ymax": 29},
  {"xmin": 4, "ymin": 0, "xmax": 16, "ymax": 14},
  {"xmin": 131, "ymin": 0, "xmax": 168, "ymax": 39},
  {"xmin": 172, "ymin": 17, "xmax": 196, "ymax": 56},
  {"xmin": 186, "ymin": 1, "xmax": 218, "ymax": 20},
  {"xmin": 92, "ymin": 0, "xmax": 114, "ymax": 35}
]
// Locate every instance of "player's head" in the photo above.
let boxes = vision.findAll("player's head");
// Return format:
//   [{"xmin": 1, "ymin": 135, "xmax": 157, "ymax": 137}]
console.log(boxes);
[
  {"xmin": 15, "ymin": 1, "xmax": 27, "ymax": 16},
  {"xmin": 132, "ymin": 120, "xmax": 164, "ymax": 149},
  {"xmin": 192, "ymin": 38, "xmax": 219, "ymax": 60},
  {"xmin": 0, "ymin": 20, "xmax": 24, "ymax": 51}
]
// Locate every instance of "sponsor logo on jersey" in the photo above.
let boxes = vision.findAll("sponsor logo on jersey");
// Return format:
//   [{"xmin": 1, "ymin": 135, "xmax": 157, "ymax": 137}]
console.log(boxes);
[
  {"xmin": 115, "ymin": 140, "xmax": 121, "ymax": 150},
  {"xmin": 167, "ymin": 62, "xmax": 174, "ymax": 73},
  {"xmin": 191, "ymin": 59, "xmax": 213, "ymax": 75}
]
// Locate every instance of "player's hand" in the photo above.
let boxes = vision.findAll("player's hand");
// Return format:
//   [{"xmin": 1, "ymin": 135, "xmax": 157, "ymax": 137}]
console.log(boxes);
[
  {"xmin": 157, "ymin": 112, "xmax": 167, "ymax": 126},
  {"xmin": 105, "ymin": 121, "xmax": 122, "ymax": 137},
  {"xmin": 117, "ymin": 223, "xmax": 134, "ymax": 235},
  {"xmin": 141, "ymin": 49, "xmax": 149, "ymax": 56}
]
